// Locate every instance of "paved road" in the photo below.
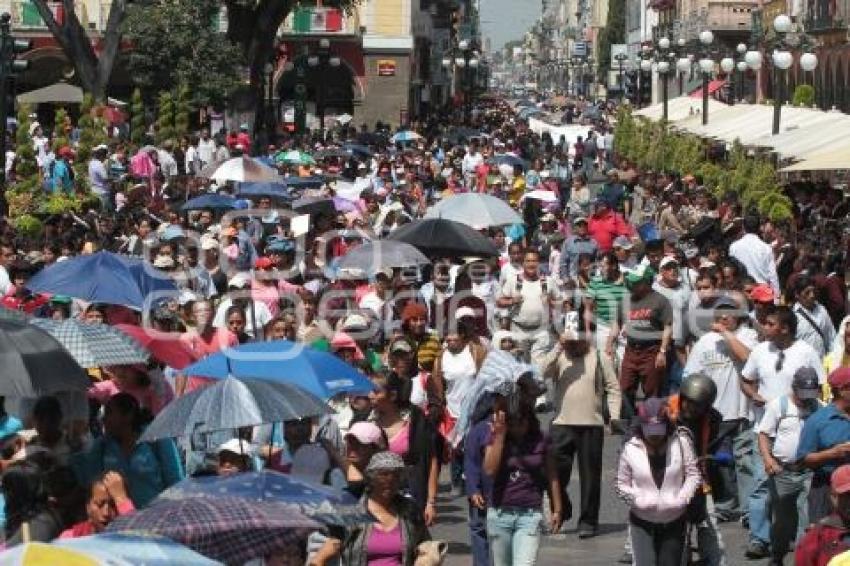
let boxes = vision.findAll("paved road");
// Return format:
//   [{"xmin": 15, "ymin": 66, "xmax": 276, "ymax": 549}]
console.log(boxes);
[{"xmin": 431, "ymin": 429, "xmax": 772, "ymax": 565}]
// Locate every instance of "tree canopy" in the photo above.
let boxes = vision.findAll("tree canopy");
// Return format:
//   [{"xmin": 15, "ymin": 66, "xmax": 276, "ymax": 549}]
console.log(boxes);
[{"xmin": 124, "ymin": 0, "xmax": 242, "ymax": 109}]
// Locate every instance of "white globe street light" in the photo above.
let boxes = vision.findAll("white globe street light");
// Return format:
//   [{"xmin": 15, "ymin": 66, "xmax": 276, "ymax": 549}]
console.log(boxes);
[
  {"xmin": 772, "ymin": 50, "xmax": 793, "ymax": 70},
  {"xmin": 658, "ymin": 61, "xmax": 670, "ymax": 73},
  {"xmin": 678, "ymin": 38, "xmax": 686, "ymax": 47},
  {"xmin": 455, "ymin": 57, "xmax": 466, "ymax": 67},
  {"xmin": 745, "ymin": 50, "xmax": 763, "ymax": 70},
  {"xmin": 676, "ymin": 57, "xmax": 691, "ymax": 73},
  {"xmin": 640, "ymin": 58, "xmax": 652, "ymax": 72},
  {"xmin": 699, "ymin": 58, "xmax": 714, "ymax": 73},
  {"xmin": 720, "ymin": 57, "xmax": 735, "ymax": 73},
  {"xmin": 469, "ymin": 57, "xmax": 480, "ymax": 68},
  {"xmin": 442, "ymin": 57, "xmax": 452, "ymax": 68},
  {"xmin": 737, "ymin": 43, "xmax": 748, "ymax": 54},
  {"xmin": 658, "ymin": 37, "xmax": 671, "ymax": 50},
  {"xmin": 773, "ymin": 14, "xmax": 792, "ymax": 34},
  {"xmin": 736, "ymin": 61, "xmax": 748, "ymax": 72},
  {"xmin": 699, "ymin": 30, "xmax": 714, "ymax": 45},
  {"xmin": 459, "ymin": 39, "xmax": 469, "ymax": 50},
  {"xmin": 800, "ymin": 52, "xmax": 818, "ymax": 71}
]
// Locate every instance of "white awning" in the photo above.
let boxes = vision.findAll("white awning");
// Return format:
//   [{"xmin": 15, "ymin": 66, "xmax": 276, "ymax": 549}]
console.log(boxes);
[
  {"xmin": 778, "ymin": 147, "xmax": 850, "ymax": 172},
  {"xmin": 17, "ymin": 82, "xmax": 83, "ymax": 105}
]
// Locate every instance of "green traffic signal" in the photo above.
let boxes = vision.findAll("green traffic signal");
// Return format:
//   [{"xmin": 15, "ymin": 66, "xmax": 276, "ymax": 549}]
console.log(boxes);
[{"xmin": 12, "ymin": 39, "xmax": 31, "ymax": 54}]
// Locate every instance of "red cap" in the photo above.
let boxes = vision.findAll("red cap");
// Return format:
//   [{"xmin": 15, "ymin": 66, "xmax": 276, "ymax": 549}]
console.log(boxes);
[
  {"xmin": 58, "ymin": 146, "xmax": 75, "ymax": 159},
  {"xmin": 832, "ymin": 464, "xmax": 850, "ymax": 494},
  {"xmin": 829, "ymin": 367, "xmax": 850, "ymax": 390},
  {"xmin": 254, "ymin": 257, "xmax": 273, "ymax": 270},
  {"xmin": 749, "ymin": 284, "xmax": 775, "ymax": 303}
]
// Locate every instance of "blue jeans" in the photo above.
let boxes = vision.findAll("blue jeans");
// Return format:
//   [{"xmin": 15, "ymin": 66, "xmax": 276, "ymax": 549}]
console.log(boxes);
[
  {"xmin": 748, "ymin": 430, "xmax": 771, "ymax": 546},
  {"xmin": 470, "ymin": 504, "xmax": 490, "ymax": 566},
  {"xmin": 487, "ymin": 507, "xmax": 543, "ymax": 566}
]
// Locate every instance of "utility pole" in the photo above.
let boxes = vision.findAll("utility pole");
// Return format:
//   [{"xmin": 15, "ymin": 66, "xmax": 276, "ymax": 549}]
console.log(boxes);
[{"xmin": 0, "ymin": 13, "xmax": 31, "ymax": 214}]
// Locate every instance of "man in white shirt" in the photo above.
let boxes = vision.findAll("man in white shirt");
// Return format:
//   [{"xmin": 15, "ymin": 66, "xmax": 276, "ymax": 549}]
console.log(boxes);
[
  {"xmin": 793, "ymin": 275, "xmax": 836, "ymax": 358},
  {"xmin": 0, "ymin": 241, "xmax": 14, "ymax": 296},
  {"xmin": 197, "ymin": 129, "xmax": 216, "ymax": 167},
  {"xmin": 684, "ymin": 297, "xmax": 758, "ymax": 522},
  {"xmin": 755, "ymin": 367, "xmax": 821, "ymax": 565},
  {"xmin": 461, "ymin": 140, "xmax": 483, "ymax": 188},
  {"xmin": 729, "ymin": 215, "xmax": 781, "ymax": 297},
  {"xmin": 158, "ymin": 141, "xmax": 179, "ymax": 180},
  {"xmin": 740, "ymin": 306, "xmax": 825, "ymax": 558},
  {"xmin": 652, "ymin": 256, "xmax": 691, "ymax": 382}
]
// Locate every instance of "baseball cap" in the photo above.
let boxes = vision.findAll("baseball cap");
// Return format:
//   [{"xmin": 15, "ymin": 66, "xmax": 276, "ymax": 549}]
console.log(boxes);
[
  {"xmin": 254, "ymin": 257, "xmax": 273, "ymax": 270},
  {"xmin": 659, "ymin": 256, "xmax": 679, "ymax": 269},
  {"xmin": 217, "ymin": 438, "xmax": 255, "ymax": 456},
  {"xmin": 330, "ymin": 333, "xmax": 365, "ymax": 360},
  {"xmin": 713, "ymin": 296, "xmax": 740, "ymax": 310},
  {"xmin": 389, "ymin": 339, "xmax": 414, "ymax": 355},
  {"xmin": 572, "ymin": 216, "xmax": 588, "ymax": 226},
  {"xmin": 228, "ymin": 272, "xmax": 252, "ymax": 289},
  {"xmin": 832, "ymin": 465, "xmax": 850, "ymax": 494},
  {"xmin": 342, "ymin": 313, "xmax": 370, "ymax": 331},
  {"xmin": 639, "ymin": 397, "xmax": 669, "ymax": 437},
  {"xmin": 200, "ymin": 236, "xmax": 219, "ymax": 251},
  {"xmin": 455, "ymin": 306, "xmax": 476, "ymax": 320},
  {"xmin": 749, "ymin": 284, "xmax": 775, "ymax": 303},
  {"xmin": 345, "ymin": 422, "xmax": 387, "ymax": 449},
  {"xmin": 792, "ymin": 367, "xmax": 821, "ymax": 399},
  {"xmin": 612, "ymin": 235, "xmax": 633, "ymax": 250},
  {"xmin": 829, "ymin": 367, "xmax": 850, "ymax": 390}
]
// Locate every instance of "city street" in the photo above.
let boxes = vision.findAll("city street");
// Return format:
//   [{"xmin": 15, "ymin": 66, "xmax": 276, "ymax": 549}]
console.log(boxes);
[{"xmin": 432, "ymin": 430, "xmax": 766, "ymax": 565}]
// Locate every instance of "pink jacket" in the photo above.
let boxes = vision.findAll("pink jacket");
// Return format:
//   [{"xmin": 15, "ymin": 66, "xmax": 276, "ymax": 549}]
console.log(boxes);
[{"xmin": 615, "ymin": 432, "xmax": 701, "ymax": 524}]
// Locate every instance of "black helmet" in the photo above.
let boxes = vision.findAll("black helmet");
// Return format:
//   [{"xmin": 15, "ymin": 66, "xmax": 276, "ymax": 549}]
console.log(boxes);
[{"xmin": 679, "ymin": 373, "xmax": 717, "ymax": 407}]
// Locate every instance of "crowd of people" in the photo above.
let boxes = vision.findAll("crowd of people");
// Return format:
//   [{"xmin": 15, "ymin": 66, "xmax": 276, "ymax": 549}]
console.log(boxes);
[{"xmin": 0, "ymin": 93, "xmax": 847, "ymax": 566}]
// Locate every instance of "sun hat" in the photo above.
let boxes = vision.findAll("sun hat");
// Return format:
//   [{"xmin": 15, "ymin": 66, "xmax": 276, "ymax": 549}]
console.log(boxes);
[{"xmin": 366, "ymin": 451, "xmax": 405, "ymax": 473}]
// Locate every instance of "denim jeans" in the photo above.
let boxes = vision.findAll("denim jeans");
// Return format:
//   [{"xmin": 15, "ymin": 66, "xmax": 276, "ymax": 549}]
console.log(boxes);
[
  {"xmin": 487, "ymin": 507, "xmax": 543, "ymax": 566},
  {"xmin": 469, "ymin": 504, "xmax": 490, "ymax": 566},
  {"xmin": 747, "ymin": 430, "xmax": 771, "ymax": 546},
  {"xmin": 712, "ymin": 420, "xmax": 754, "ymax": 521}
]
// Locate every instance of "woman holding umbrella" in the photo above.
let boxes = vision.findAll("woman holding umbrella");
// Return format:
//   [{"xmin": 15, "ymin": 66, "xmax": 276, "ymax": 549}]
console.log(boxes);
[{"xmin": 310, "ymin": 452, "xmax": 431, "ymax": 566}]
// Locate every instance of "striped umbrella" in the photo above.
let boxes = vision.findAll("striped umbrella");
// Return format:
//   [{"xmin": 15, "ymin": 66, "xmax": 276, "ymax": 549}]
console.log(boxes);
[{"xmin": 30, "ymin": 318, "xmax": 149, "ymax": 369}]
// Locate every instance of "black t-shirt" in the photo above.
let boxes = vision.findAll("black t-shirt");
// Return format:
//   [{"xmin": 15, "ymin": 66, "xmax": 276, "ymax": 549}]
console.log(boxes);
[{"xmin": 620, "ymin": 290, "xmax": 673, "ymax": 347}]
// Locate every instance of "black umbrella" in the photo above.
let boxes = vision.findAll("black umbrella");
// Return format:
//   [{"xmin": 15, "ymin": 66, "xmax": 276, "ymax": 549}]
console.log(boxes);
[
  {"xmin": 293, "ymin": 196, "xmax": 336, "ymax": 217},
  {"xmin": 0, "ymin": 320, "xmax": 90, "ymax": 397},
  {"xmin": 314, "ymin": 148, "xmax": 351, "ymax": 160},
  {"xmin": 388, "ymin": 218, "xmax": 500, "ymax": 258}
]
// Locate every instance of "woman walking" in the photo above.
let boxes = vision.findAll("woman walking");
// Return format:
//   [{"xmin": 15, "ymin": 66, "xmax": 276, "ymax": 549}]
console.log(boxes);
[{"xmin": 615, "ymin": 397, "xmax": 701, "ymax": 566}]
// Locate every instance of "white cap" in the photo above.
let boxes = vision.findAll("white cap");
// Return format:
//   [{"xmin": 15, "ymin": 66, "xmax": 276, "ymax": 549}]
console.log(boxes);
[
  {"xmin": 200, "ymin": 236, "xmax": 219, "ymax": 251},
  {"xmin": 217, "ymin": 438, "xmax": 255, "ymax": 456},
  {"xmin": 455, "ymin": 306, "xmax": 476, "ymax": 320},
  {"xmin": 228, "ymin": 272, "xmax": 252, "ymax": 289},
  {"xmin": 659, "ymin": 256, "xmax": 679, "ymax": 269},
  {"xmin": 342, "ymin": 313, "xmax": 370, "ymax": 331}
]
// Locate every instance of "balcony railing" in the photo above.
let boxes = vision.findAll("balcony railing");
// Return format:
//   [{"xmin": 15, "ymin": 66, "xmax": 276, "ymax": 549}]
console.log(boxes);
[
  {"xmin": 804, "ymin": 16, "xmax": 848, "ymax": 33},
  {"xmin": 707, "ymin": 2, "xmax": 756, "ymax": 31},
  {"xmin": 279, "ymin": 7, "xmax": 359, "ymax": 35}
]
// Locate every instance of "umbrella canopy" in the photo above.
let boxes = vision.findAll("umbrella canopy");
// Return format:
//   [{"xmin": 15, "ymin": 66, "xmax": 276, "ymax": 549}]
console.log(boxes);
[
  {"xmin": 514, "ymin": 98, "xmax": 535, "ymax": 107},
  {"xmin": 209, "ymin": 157, "xmax": 282, "ymax": 184},
  {"xmin": 293, "ymin": 196, "xmax": 336, "ymax": 217},
  {"xmin": 342, "ymin": 143, "xmax": 374, "ymax": 157},
  {"xmin": 778, "ymin": 148, "xmax": 850, "ymax": 172},
  {"xmin": 114, "ymin": 324, "xmax": 198, "ymax": 370},
  {"xmin": 275, "ymin": 150, "xmax": 316, "ymax": 166},
  {"xmin": 521, "ymin": 189, "xmax": 560, "ymax": 203},
  {"xmin": 140, "ymin": 376, "xmax": 329, "ymax": 442},
  {"xmin": 0, "ymin": 320, "xmax": 90, "ymax": 398},
  {"xmin": 30, "ymin": 318, "xmax": 149, "ymax": 369},
  {"xmin": 335, "ymin": 241, "xmax": 429, "ymax": 275},
  {"xmin": 17, "ymin": 82, "xmax": 84, "ymax": 105},
  {"xmin": 0, "ymin": 542, "xmax": 130, "ymax": 565},
  {"xmin": 388, "ymin": 218, "xmax": 500, "ymax": 258},
  {"xmin": 283, "ymin": 175, "xmax": 327, "ymax": 189},
  {"xmin": 182, "ymin": 340, "xmax": 374, "ymax": 399},
  {"xmin": 355, "ymin": 132, "xmax": 386, "ymax": 146},
  {"xmin": 106, "ymin": 497, "xmax": 321, "ymax": 565},
  {"xmin": 236, "ymin": 182, "xmax": 291, "ymax": 199},
  {"xmin": 446, "ymin": 127, "xmax": 482, "ymax": 143},
  {"xmin": 518, "ymin": 107, "xmax": 544, "ymax": 119},
  {"xmin": 180, "ymin": 194, "xmax": 237, "ymax": 212},
  {"xmin": 55, "ymin": 534, "xmax": 222, "ymax": 565},
  {"xmin": 196, "ymin": 159, "xmax": 227, "ymax": 179},
  {"xmin": 0, "ymin": 307, "xmax": 28, "ymax": 323},
  {"xmin": 488, "ymin": 154, "xmax": 528, "ymax": 171},
  {"xmin": 158, "ymin": 470, "xmax": 368, "ymax": 528},
  {"xmin": 390, "ymin": 131, "xmax": 422, "ymax": 143},
  {"xmin": 313, "ymin": 148, "xmax": 351, "ymax": 160},
  {"xmin": 26, "ymin": 252, "xmax": 178, "ymax": 309},
  {"xmin": 425, "ymin": 193, "xmax": 522, "ymax": 228}
]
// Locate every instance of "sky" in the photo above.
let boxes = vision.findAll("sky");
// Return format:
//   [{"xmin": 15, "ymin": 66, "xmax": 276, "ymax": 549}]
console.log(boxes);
[{"xmin": 479, "ymin": 0, "xmax": 541, "ymax": 52}]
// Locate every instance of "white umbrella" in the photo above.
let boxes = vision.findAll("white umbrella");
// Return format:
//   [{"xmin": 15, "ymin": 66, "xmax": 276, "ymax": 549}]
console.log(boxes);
[
  {"xmin": 425, "ymin": 193, "xmax": 522, "ymax": 228},
  {"xmin": 209, "ymin": 157, "xmax": 282, "ymax": 183},
  {"xmin": 521, "ymin": 189, "xmax": 559, "ymax": 203}
]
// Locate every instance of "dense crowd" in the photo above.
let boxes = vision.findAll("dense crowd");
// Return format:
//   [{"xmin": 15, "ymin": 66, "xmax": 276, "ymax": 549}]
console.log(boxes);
[{"xmin": 0, "ymin": 94, "xmax": 848, "ymax": 566}]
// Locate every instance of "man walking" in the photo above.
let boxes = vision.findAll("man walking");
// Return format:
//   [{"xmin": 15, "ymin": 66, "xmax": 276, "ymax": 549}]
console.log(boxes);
[{"xmin": 741, "ymin": 306, "xmax": 825, "ymax": 558}]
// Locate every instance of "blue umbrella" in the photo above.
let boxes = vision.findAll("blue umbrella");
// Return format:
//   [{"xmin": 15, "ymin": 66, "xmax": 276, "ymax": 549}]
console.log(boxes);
[
  {"xmin": 391, "ymin": 131, "xmax": 422, "ymax": 143},
  {"xmin": 488, "ymin": 154, "xmax": 529, "ymax": 171},
  {"xmin": 182, "ymin": 340, "xmax": 374, "ymax": 399},
  {"xmin": 25, "ymin": 251, "xmax": 178, "ymax": 309},
  {"xmin": 55, "ymin": 533, "xmax": 222, "ymax": 565},
  {"xmin": 236, "ymin": 182, "xmax": 291, "ymax": 199},
  {"xmin": 139, "ymin": 376, "xmax": 330, "ymax": 442},
  {"xmin": 180, "ymin": 194, "xmax": 237, "ymax": 212},
  {"xmin": 157, "ymin": 470, "xmax": 368, "ymax": 527},
  {"xmin": 283, "ymin": 176, "xmax": 326, "ymax": 189},
  {"xmin": 341, "ymin": 143, "xmax": 373, "ymax": 157},
  {"xmin": 518, "ymin": 107, "xmax": 543, "ymax": 119}
]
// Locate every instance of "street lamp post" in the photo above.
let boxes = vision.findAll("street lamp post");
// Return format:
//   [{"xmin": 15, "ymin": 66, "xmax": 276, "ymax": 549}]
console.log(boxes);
[
  {"xmin": 764, "ymin": 14, "xmax": 818, "ymax": 135},
  {"xmin": 614, "ymin": 52, "xmax": 628, "ymax": 103},
  {"xmin": 442, "ymin": 39, "xmax": 480, "ymax": 125},
  {"xmin": 698, "ymin": 29, "xmax": 715, "ymax": 126},
  {"xmin": 307, "ymin": 38, "xmax": 341, "ymax": 141}
]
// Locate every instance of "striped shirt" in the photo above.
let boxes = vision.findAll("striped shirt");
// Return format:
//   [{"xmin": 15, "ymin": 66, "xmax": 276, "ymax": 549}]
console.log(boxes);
[{"xmin": 587, "ymin": 275, "xmax": 628, "ymax": 325}]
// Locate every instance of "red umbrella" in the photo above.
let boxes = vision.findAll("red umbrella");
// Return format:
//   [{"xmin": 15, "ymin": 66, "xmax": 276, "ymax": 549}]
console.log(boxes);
[{"xmin": 115, "ymin": 324, "xmax": 198, "ymax": 370}]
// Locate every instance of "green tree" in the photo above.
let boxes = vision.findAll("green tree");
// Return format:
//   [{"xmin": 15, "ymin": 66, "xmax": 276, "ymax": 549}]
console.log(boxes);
[
  {"xmin": 74, "ymin": 94, "xmax": 109, "ymax": 193},
  {"xmin": 792, "ymin": 84, "xmax": 815, "ymax": 107},
  {"xmin": 124, "ymin": 0, "xmax": 242, "ymax": 109},
  {"xmin": 155, "ymin": 91, "xmax": 175, "ymax": 144},
  {"xmin": 175, "ymin": 84, "xmax": 191, "ymax": 138},
  {"xmin": 597, "ymin": 0, "xmax": 625, "ymax": 79},
  {"xmin": 130, "ymin": 87, "xmax": 145, "ymax": 147},
  {"xmin": 8, "ymin": 104, "xmax": 43, "ymax": 230},
  {"xmin": 51, "ymin": 107, "xmax": 71, "ymax": 152}
]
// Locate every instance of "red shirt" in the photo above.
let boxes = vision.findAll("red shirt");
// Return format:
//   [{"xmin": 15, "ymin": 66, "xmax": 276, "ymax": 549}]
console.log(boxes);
[
  {"xmin": 59, "ymin": 498, "xmax": 135, "ymax": 539},
  {"xmin": 794, "ymin": 514, "xmax": 850, "ymax": 566},
  {"xmin": 588, "ymin": 210, "xmax": 632, "ymax": 252}
]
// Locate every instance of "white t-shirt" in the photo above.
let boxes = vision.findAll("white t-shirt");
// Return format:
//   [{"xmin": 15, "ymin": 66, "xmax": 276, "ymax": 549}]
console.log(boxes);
[
  {"xmin": 683, "ymin": 327, "xmax": 759, "ymax": 422},
  {"xmin": 742, "ymin": 340, "xmax": 825, "ymax": 424},
  {"xmin": 0, "ymin": 265, "xmax": 10, "ymax": 296},
  {"xmin": 755, "ymin": 395, "xmax": 819, "ymax": 463},
  {"xmin": 197, "ymin": 138, "xmax": 216, "ymax": 165},
  {"xmin": 500, "ymin": 274, "xmax": 561, "ymax": 328},
  {"xmin": 652, "ymin": 281, "xmax": 692, "ymax": 346},
  {"xmin": 794, "ymin": 302, "xmax": 836, "ymax": 358},
  {"xmin": 213, "ymin": 298, "xmax": 272, "ymax": 338},
  {"xmin": 441, "ymin": 345, "xmax": 478, "ymax": 418}
]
